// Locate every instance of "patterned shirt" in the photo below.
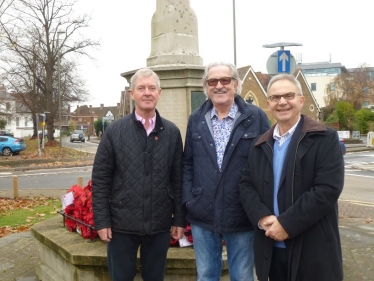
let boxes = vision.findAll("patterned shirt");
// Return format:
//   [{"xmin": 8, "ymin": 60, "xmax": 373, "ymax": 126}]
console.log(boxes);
[{"xmin": 211, "ymin": 103, "xmax": 238, "ymax": 169}]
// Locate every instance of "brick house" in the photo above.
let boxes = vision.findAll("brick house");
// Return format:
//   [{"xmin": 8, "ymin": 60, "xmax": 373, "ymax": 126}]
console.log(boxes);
[
  {"xmin": 238, "ymin": 66, "xmax": 320, "ymax": 125},
  {"xmin": 70, "ymin": 103, "xmax": 122, "ymax": 135}
]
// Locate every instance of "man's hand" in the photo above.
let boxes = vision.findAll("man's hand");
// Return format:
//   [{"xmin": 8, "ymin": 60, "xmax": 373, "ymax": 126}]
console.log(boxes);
[
  {"xmin": 97, "ymin": 227, "xmax": 112, "ymax": 242},
  {"xmin": 265, "ymin": 218, "xmax": 289, "ymax": 241},
  {"xmin": 171, "ymin": 226, "xmax": 185, "ymax": 240},
  {"xmin": 259, "ymin": 215, "xmax": 277, "ymax": 231}
]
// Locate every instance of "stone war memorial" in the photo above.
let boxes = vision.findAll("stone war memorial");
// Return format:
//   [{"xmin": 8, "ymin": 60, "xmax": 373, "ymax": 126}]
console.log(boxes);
[{"xmin": 31, "ymin": 0, "xmax": 230, "ymax": 280}]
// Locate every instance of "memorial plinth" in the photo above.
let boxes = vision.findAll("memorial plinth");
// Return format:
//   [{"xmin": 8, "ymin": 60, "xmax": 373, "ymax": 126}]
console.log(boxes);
[{"xmin": 31, "ymin": 216, "xmax": 229, "ymax": 280}]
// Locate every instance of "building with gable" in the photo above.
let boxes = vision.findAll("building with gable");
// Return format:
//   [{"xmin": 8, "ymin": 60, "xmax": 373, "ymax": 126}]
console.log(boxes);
[
  {"xmin": 70, "ymin": 103, "xmax": 122, "ymax": 135},
  {"xmin": 237, "ymin": 66, "xmax": 320, "ymax": 125}
]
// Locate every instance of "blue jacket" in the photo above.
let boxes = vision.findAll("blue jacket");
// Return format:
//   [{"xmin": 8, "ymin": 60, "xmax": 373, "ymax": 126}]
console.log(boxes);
[{"xmin": 182, "ymin": 95, "xmax": 270, "ymax": 232}]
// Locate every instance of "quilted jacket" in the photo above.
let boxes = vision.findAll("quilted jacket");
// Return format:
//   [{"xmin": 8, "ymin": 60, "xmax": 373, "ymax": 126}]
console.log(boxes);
[
  {"xmin": 182, "ymin": 96, "xmax": 270, "ymax": 233},
  {"xmin": 92, "ymin": 110, "xmax": 185, "ymax": 235}
]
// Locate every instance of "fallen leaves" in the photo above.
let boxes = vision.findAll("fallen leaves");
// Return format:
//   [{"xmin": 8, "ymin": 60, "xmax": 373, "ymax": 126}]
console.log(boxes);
[{"xmin": 0, "ymin": 196, "xmax": 59, "ymax": 238}]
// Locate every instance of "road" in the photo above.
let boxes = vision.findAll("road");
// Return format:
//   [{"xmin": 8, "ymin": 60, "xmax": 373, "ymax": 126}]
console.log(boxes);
[
  {"xmin": 63, "ymin": 137, "xmax": 99, "ymax": 154},
  {"xmin": 0, "ymin": 166, "xmax": 93, "ymax": 191},
  {"xmin": 0, "ymin": 150, "xmax": 373, "ymax": 202}
]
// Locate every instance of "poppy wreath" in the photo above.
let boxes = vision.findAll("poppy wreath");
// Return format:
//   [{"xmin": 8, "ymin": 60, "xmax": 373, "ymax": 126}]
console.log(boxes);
[{"xmin": 64, "ymin": 180, "xmax": 98, "ymax": 239}]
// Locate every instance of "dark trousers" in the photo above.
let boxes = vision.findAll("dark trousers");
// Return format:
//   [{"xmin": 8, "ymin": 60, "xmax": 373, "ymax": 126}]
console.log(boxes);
[
  {"xmin": 107, "ymin": 230, "xmax": 170, "ymax": 281},
  {"xmin": 269, "ymin": 247, "xmax": 288, "ymax": 281}
]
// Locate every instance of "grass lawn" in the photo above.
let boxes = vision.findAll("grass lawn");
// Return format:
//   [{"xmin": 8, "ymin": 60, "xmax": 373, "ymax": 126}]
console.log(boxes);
[
  {"xmin": 0, "ymin": 197, "xmax": 62, "ymax": 238},
  {"xmin": 19, "ymin": 137, "xmax": 91, "ymax": 159}
]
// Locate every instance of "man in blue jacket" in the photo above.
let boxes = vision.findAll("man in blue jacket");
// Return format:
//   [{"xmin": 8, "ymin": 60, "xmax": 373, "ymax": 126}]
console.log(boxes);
[{"xmin": 182, "ymin": 62, "xmax": 270, "ymax": 281}]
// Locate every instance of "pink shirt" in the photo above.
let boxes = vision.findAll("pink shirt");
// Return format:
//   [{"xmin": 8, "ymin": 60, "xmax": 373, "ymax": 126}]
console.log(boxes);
[{"xmin": 135, "ymin": 112, "xmax": 156, "ymax": 136}]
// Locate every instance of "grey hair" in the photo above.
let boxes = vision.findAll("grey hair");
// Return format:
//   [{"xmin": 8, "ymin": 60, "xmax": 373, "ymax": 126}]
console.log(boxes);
[
  {"xmin": 202, "ymin": 62, "xmax": 242, "ymax": 96},
  {"xmin": 130, "ymin": 68, "xmax": 161, "ymax": 90},
  {"xmin": 267, "ymin": 74, "xmax": 303, "ymax": 96}
]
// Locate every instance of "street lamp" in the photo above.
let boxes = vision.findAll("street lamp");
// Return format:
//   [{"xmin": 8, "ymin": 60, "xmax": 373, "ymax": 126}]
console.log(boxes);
[
  {"xmin": 41, "ymin": 111, "xmax": 50, "ymax": 150},
  {"xmin": 57, "ymin": 31, "xmax": 65, "ymax": 147},
  {"xmin": 233, "ymin": 0, "xmax": 236, "ymax": 66},
  {"xmin": 36, "ymin": 114, "xmax": 41, "ymax": 156}
]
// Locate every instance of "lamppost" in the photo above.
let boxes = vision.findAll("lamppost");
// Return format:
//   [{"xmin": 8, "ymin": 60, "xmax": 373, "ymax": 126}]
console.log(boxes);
[
  {"xmin": 36, "ymin": 114, "xmax": 41, "ymax": 156},
  {"xmin": 41, "ymin": 111, "xmax": 50, "ymax": 150},
  {"xmin": 233, "ymin": 0, "xmax": 237, "ymax": 66},
  {"xmin": 57, "ymin": 31, "xmax": 65, "ymax": 146}
]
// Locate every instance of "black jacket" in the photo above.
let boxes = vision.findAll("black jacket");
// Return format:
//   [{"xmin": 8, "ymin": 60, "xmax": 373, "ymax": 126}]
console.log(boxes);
[
  {"xmin": 239, "ymin": 115, "xmax": 344, "ymax": 281},
  {"xmin": 182, "ymin": 95, "xmax": 270, "ymax": 232},
  {"xmin": 92, "ymin": 110, "xmax": 185, "ymax": 235}
]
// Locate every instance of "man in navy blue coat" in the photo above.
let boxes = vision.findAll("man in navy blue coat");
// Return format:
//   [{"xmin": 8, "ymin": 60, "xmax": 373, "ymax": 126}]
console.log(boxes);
[
  {"xmin": 182, "ymin": 62, "xmax": 270, "ymax": 281},
  {"xmin": 239, "ymin": 74, "xmax": 344, "ymax": 281}
]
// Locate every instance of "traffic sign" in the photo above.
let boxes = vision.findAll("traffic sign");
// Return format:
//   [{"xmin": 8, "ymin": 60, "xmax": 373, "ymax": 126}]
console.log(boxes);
[
  {"xmin": 278, "ymin": 50, "xmax": 290, "ymax": 73},
  {"xmin": 266, "ymin": 51, "xmax": 296, "ymax": 75}
]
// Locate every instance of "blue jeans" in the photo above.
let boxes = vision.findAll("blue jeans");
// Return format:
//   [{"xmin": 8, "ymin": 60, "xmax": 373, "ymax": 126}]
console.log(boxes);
[{"xmin": 191, "ymin": 224, "xmax": 254, "ymax": 281}]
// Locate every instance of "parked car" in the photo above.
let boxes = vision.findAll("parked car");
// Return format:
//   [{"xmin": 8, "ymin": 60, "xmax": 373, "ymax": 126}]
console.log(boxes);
[
  {"xmin": 0, "ymin": 130, "xmax": 14, "ymax": 137},
  {"xmin": 70, "ymin": 130, "xmax": 85, "ymax": 143},
  {"xmin": 0, "ymin": 136, "xmax": 26, "ymax": 156},
  {"xmin": 339, "ymin": 137, "xmax": 346, "ymax": 155}
]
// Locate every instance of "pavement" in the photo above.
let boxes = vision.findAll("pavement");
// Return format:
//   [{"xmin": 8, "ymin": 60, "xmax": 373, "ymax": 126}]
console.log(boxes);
[{"xmin": 0, "ymin": 144, "xmax": 374, "ymax": 280}]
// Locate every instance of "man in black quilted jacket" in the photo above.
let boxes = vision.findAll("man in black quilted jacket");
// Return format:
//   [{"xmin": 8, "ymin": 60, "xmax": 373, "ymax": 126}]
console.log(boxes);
[
  {"xmin": 182, "ymin": 62, "xmax": 270, "ymax": 281},
  {"xmin": 92, "ymin": 68, "xmax": 185, "ymax": 281}
]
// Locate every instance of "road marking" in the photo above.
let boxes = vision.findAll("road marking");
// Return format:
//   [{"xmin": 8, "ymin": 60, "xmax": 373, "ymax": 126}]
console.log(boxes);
[
  {"xmin": 339, "ymin": 199, "xmax": 374, "ymax": 207},
  {"xmin": 346, "ymin": 173, "xmax": 374, "ymax": 179},
  {"xmin": 0, "ymin": 172, "xmax": 13, "ymax": 175}
]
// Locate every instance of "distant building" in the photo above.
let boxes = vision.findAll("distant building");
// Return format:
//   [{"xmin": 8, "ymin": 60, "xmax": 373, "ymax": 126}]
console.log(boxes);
[
  {"xmin": 0, "ymin": 85, "xmax": 34, "ymax": 138},
  {"xmin": 237, "ymin": 66, "xmax": 320, "ymax": 124},
  {"xmin": 297, "ymin": 62, "xmax": 348, "ymax": 108},
  {"xmin": 70, "ymin": 103, "xmax": 122, "ymax": 135}
]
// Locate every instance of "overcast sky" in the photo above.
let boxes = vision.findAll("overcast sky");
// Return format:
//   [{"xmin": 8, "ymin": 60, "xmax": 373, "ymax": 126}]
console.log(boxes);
[{"xmin": 73, "ymin": 0, "xmax": 374, "ymax": 108}]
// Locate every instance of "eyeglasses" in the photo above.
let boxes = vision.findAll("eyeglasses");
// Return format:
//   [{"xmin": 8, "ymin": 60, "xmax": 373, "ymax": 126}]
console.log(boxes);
[
  {"xmin": 267, "ymin": 92, "xmax": 300, "ymax": 103},
  {"xmin": 206, "ymin": 77, "xmax": 236, "ymax": 86}
]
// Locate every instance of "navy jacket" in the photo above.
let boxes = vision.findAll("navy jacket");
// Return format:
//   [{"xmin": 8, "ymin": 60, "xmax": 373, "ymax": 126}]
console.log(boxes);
[{"xmin": 182, "ymin": 95, "xmax": 269, "ymax": 232}]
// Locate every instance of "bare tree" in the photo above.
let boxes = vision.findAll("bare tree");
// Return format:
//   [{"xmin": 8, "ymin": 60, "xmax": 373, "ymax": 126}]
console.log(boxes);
[
  {"xmin": 0, "ymin": 0, "xmax": 99, "ymax": 142},
  {"xmin": 325, "ymin": 64, "xmax": 374, "ymax": 111}
]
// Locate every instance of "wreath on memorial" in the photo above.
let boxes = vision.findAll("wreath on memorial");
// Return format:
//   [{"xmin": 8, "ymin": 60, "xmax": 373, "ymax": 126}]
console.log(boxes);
[{"xmin": 63, "ymin": 180, "xmax": 98, "ymax": 239}]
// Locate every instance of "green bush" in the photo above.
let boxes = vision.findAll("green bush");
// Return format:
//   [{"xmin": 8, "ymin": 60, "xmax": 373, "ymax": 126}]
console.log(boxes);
[{"xmin": 354, "ymin": 109, "xmax": 374, "ymax": 134}]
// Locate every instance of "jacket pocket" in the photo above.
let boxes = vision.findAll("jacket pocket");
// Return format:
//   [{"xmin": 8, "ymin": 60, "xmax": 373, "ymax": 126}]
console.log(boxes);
[
  {"xmin": 192, "ymin": 186, "xmax": 203, "ymax": 195},
  {"xmin": 166, "ymin": 184, "xmax": 175, "ymax": 200},
  {"xmin": 235, "ymin": 132, "xmax": 257, "ymax": 157},
  {"xmin": 187, "ymin": 186, "xmax": 203, "ymax": 208},
  {"xmin": 191, "ymin": 133, "xmax": 205, "ymax": 156}
]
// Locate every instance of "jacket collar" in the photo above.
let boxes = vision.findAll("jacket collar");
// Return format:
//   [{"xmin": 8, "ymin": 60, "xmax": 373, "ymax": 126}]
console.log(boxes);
[{"xmin": 254, "ymin": 114, "xmax": 326, "ymax": 146}]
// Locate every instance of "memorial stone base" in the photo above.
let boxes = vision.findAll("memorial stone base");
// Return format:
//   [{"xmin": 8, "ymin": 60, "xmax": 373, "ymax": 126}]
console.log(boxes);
[{"xmin": 31, "ymin": 216, "xmax": 229, "ymax": 280}]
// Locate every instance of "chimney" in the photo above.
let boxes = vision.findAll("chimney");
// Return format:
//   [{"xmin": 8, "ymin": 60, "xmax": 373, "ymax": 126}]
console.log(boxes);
[
  {"xmin": 89, "ymin": 105, "xmax": 92, "ymax": 108},
  {"xmin": 100, "ymin": 104, "xmax": 104, "ymax": 108},
  {"xmin": 117, "ymin": 103, "xmax": 120, "ymax": 107}
]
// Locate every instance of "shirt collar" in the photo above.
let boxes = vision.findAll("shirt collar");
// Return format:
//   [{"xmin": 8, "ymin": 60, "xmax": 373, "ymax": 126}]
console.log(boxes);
[
  {"xmin": 134, "ymin": 112, "xmax": 156, "ymax": 125},
  {"xmin": 210, "ymin": 102, "xmax": 238, "ymax": 119},
  {"xmin": 273, "ymin": 116, "xmax": 301, "ymax": 141}
]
